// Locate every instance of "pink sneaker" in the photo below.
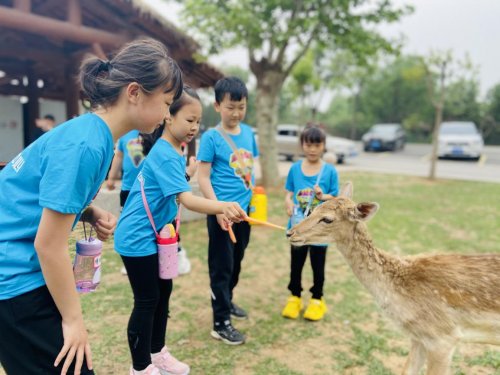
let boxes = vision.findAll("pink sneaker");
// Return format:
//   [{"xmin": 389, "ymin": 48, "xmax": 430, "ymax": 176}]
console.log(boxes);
[
  {"xmin": 130, "ymin": 364, "xmax": 161, "ymax": 375},
  {"xmin": 151, "ymin": 346, "xmax": 190, "ymax": 375}
]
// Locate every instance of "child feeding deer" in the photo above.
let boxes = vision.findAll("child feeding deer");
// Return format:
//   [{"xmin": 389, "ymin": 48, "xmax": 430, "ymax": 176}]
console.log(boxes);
[{"xmin": 287, "ymin": 182, "xmax": 500, "ymax": 375}]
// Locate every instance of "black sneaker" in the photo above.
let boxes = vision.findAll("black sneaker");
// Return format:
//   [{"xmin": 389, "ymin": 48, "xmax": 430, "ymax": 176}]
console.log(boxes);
[
  {"xmin": 230, "ymin": 302, "xmax": 248, "ymax": 320},
  {"xmin": 211, "ymin": 321, "xmax": 246, "ymax": 345}
]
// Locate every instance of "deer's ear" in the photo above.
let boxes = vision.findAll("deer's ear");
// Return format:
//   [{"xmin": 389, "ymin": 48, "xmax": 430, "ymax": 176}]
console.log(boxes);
[
  {"xmin": 355, "ymin": 202, "xmax": 379, "ymax": 221},
  {"xmin": 339, "ymin": 181, "xmax": 353, "ymax": 199}
]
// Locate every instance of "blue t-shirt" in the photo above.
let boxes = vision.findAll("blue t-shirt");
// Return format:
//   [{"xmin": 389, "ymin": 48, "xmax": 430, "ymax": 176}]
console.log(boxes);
[
  {"xmin": 117, "ymin": 130, "xmax": 145, "ymax": 191},
  {"xmin": 0, "ymin": 113, "xmax": 114, "ymax": 299},
  {"xmin": 197, "ymin": 123, "xmax": 259, "ymax": 211},
  {"xmin": 285, "ymin": 160, "xmax": 339, "ymax": 229},
  {"xmin": 114, "ymin": 139, "xmax": 191, "ymax": 257}
]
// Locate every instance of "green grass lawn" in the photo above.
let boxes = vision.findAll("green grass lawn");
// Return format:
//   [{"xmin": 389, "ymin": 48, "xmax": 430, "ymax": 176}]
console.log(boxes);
[{"xmin": 3, "ymin": 172, "xmax": 498, "ymax": 374}]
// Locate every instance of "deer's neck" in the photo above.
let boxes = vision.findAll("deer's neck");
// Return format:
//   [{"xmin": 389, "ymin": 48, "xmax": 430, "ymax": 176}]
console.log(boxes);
[{"xmin": 336, "ymin": 223, "xmax": 403, "ymax": 301}]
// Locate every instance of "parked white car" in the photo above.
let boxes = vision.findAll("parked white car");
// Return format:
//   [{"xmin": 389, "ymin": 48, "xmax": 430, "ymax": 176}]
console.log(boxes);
[
  {"xmin": 275, "ymin": 124, "xmax": 357, "ymax": 164},
  {"xmin": 438, "ymin": 121, "xmax": 484, "ymax": 160}
]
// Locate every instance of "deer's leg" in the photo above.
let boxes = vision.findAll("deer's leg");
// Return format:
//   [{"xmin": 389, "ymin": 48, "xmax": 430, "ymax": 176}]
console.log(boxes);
[
  {"xmin": 425, "ymin": 343, "xmax": 455, "ymax": 375},
  {"xmin": 401, "ymin": 339, "xmax": 426, "ymax": 375}
]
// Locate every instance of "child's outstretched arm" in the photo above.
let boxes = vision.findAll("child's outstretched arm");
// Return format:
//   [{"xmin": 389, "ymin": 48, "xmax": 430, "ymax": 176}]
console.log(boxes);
[
  {"xmin": 34, "ymin": 208, "xmax": 93, "ymax": 374},
  {"xmin": 178, "ymin": 191, "xmax": 246, "ymax": 223}
]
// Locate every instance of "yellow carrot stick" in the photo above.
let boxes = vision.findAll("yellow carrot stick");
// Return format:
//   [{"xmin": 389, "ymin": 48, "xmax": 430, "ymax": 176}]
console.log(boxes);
[{"xmin": 245, "ymin": 217, "xmax": 286, "ymax": 230}]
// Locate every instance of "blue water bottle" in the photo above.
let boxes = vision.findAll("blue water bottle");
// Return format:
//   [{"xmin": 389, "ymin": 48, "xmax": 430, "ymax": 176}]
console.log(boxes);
[{"xmin": 291, "ymin": 205, "xmax": 305, "ymax": 227}]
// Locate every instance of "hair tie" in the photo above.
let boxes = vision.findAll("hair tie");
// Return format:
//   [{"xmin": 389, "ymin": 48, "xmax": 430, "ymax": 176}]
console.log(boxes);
[{"xmin": 99, "ymin": 60, "xmax": 112, "ymax": 73}]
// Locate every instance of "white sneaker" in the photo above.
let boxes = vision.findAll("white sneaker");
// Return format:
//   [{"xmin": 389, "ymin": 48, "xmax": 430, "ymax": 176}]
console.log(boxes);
[
  {"xmin": 121, "ymin": 266, "xmax": 128, "ymax": 276},
  {"xmin": 177, "ymin": 248, "xmax": 191, "ymax": 275}
]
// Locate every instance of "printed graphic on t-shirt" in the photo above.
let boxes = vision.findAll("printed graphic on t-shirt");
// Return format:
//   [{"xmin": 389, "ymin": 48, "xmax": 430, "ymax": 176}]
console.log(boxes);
[
  {"xmin": 229, "ymin": 148, "xmax": 254, "ymax": 189},
  {"xmin": 126, "ymin": 137, "xmax": 144, "ymax": 167},
  {"xmin": 296, "ymin": 188, "xmax": 320, "ymax": 211}
]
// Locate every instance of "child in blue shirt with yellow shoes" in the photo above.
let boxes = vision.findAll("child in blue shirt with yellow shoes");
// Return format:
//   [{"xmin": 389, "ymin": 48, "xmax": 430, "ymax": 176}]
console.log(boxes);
[{"xmin": 282, "ymin": 125, "xmax": 339, "ymax": 321}]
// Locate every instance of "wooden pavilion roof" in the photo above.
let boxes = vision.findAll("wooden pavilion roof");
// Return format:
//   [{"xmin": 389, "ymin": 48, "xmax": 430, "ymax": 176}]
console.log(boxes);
[{"xmin": 0, "ymin": 0, "xmax": 223, "ymax": 101}]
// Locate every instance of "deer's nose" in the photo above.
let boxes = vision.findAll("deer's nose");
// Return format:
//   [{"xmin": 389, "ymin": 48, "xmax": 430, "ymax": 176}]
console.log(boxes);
[{"xmin": 286, "ymin": 229, "xmax": 293, "ymax": 238}]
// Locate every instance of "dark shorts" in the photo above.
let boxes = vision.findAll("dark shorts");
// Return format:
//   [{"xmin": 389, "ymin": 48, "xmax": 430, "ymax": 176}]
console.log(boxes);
[{"xmin": 0, "ymin": 286, "xmax": 94, "ymax": 374}]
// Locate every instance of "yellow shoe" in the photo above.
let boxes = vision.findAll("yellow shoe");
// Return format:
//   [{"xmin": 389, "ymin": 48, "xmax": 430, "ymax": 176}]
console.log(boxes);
[
  {"xmin": 303, "ymin": 298, "xmax": 328, "ymax": 321},
  {"xmin": 281, "ymin": 295, "xmax": 303, "ymax": 319}
]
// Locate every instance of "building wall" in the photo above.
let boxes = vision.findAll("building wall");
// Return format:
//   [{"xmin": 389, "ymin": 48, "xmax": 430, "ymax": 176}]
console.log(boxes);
[
  {"xmin": 39, "ymin": 98, "xmax": 66, "ymax": 126},
  {"xmin": 0, "ymin": 96, "xmax": 23, "ymax": 162},
  {"xmin": 0, "ymin": 96, "xmax": 69, "ymax": 162}
]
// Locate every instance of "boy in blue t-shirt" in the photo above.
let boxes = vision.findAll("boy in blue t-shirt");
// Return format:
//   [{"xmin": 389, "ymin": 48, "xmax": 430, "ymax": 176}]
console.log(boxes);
[
  {"xmin": 198, "ymin": 77, "xmax": 259, "ymax": 345},
  {"xmin": 282, "ymin": 126, "xmax": 339, "ymax": 322}
]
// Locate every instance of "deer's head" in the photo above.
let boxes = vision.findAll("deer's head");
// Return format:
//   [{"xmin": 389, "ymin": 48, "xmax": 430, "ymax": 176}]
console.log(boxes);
[{"xmin": 287, "ymin": 182, "xmax": 379, "ymax": 246}]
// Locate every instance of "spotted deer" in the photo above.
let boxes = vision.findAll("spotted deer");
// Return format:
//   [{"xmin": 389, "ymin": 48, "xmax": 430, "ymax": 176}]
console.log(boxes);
[{"xmin": 287, "ymin": 182, "xmax": 500, "ymax": 375}]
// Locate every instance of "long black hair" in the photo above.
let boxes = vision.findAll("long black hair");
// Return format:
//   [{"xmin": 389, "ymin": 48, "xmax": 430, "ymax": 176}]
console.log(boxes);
[{"xmin": 80, "ymin": 38, "xmax": 183, "ymax": 109}]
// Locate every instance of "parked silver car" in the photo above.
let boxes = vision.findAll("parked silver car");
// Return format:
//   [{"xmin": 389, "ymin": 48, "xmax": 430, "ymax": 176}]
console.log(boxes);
[
  {"xmin": 276, "ymin": 124, "xmax": 358, "ymax": 164},
  {"xmin": 362, "ymin": 123, "xmax": 406, "ymax": 152},
  {"xmin": 438, "ymin": 121, "xmax": 483, "ymax": 160}
]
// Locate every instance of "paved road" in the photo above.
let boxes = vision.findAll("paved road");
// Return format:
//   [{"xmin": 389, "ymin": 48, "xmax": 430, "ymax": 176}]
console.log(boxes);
[
  {"xmin": 257, "ymin": 143, "xmax": 499, "ymax": 184},
  {"xmin": 334, "ymin": 143, "xmax": 499, "ymax": 184}
]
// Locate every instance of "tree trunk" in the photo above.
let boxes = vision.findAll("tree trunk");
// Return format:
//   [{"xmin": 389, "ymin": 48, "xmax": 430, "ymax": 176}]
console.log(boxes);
[
  {"xmin": 429, "ymin": 105, "xmax": 443, "ymax": 180},
  {"xmin": 254, "ymin": 70, "xmax": 285, "ymax": 188},
  {"xmin": 350, "ymin": 90, "xmax": 360, "ymax": 140}
]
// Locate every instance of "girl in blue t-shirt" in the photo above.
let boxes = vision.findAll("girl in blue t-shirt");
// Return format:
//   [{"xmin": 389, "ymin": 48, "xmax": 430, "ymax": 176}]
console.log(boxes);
[
  {"xmin": 114, "ymin": 87, "xmax": 246, "ymax": 375},
  {"xmin": 0, "ymin": 38, "xmax": 184, "ymax": 375},
  {"xmin": 282, "ymin": 126, "xmax": 339, "ymax": 322}
]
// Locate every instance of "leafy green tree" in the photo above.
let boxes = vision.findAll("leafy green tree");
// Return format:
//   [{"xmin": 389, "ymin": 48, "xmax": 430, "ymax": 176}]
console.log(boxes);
[
  {"xmin": 443, "ymin": 79, "xmax": 480, "ymax": 124},
  {"xmin": 359, "ymin": 56, "xmax": 434, "ymax": 134},
  {"xmin": 482, "ymin": 83, "xmax": 500, "ymax": 144},
  {"xmin": 177, "ymin": 0, "xmax": 410, "ymax": 187}
]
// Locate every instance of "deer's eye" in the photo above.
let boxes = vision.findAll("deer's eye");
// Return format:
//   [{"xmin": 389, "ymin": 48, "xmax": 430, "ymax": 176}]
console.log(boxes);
[{"xmin": 319, "ymin": 217, "xmax": 334, "ymax": 224}]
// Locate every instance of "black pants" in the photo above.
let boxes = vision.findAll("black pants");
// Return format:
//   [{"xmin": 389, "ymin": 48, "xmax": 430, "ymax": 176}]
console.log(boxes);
[
  {"xmin": 207, "ymin": 215, "xmax": 250, "ymax": 325},
  {"xmin": 288, "ymin": 245, "xmax": 328, "ymax": 299},
  {"xmin": 0, "ymin": 285, "xmax": 94, "ymax": 374},
  {"xmin": 122, "ymin": 254, "xmax": 173, "ymax": 371}
]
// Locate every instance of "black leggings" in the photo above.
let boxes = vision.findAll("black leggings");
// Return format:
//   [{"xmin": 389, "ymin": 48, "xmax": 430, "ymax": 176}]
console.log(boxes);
[
  {"xmin": 288, "ymin": 245, "xmax": 327, "ymax": 299},
  {"xmin": 122, "ymin": 254, "xmax": 173, "ymax": 371}
]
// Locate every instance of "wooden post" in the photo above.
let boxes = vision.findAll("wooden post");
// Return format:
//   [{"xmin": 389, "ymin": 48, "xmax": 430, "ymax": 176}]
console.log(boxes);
[
  {"xmin": 67, "ymin": 0, "xmax": 81, "ymax": 25},
  {"xmin": 13, "ymin": 0, "xmax": 30, "ymax": 12},
  {"xmin": 187, "ymin": 140, "xmax": 196, "ymax": 161},
  {"xmin": 0, "ymin": 6, "xmax": 125, "ymax": 47},
  {"xmin": 25, "ymin": 65, "xmax": 40, "ymax": 145},
  {"xmin": 92, "ymin": 43, "xmax": 107, "ymax": 60},
  {"xmin": 65, "ymin": 63, "xmax": 80, "ymax": 120}
]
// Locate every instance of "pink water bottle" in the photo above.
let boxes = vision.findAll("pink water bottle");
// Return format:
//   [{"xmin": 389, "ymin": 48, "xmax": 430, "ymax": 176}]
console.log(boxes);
[
  {"xmin": 73, "ymin": 237, "xmax": 102, "ymax": 293},
  {"xmin": 157, "ymin": 224, "xmax": 178, "ymax": 279}
]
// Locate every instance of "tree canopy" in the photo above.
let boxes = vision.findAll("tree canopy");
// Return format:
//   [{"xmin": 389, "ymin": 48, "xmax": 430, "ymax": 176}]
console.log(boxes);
[{"xmin": 178, "ymin": 0, "xmax": 411, "ymax": 187}]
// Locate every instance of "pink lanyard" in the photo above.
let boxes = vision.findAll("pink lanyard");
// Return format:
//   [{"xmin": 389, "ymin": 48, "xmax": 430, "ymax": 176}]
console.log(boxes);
[{"xmin": 139, "ymin": 174, "xmax": 181, "ymax": 239}]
